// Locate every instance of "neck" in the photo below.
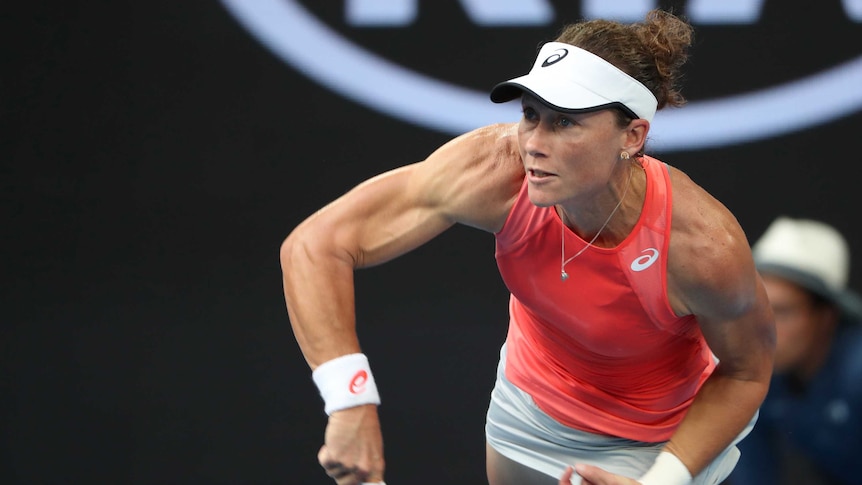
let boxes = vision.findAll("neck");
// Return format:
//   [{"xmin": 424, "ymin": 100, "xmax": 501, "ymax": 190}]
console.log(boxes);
[{"xmin": 558, "ymin": 161, "xmax": 642, "ymax": 245}]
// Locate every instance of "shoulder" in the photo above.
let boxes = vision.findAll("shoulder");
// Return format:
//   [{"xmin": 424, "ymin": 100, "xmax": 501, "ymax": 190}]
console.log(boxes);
[
  {"xmin": 415, "ymin": 123, "xmax": 525, "ymax": 231},
  {"xmin": 425, "ymin": 123, "xmax": 521, "ymax": 172},
  {"xmin": 663, "ymin": 164, "xmax": 759, "ymax": 319}
]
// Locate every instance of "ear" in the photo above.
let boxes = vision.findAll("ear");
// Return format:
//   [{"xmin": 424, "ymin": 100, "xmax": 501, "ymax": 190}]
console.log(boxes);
[{"xmin": 622, "ymin": 119, "xmax": 650, "ymax": 155}]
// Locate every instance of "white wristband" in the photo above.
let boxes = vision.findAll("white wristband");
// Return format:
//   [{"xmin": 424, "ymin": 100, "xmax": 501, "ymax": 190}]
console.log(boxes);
[
  {"xmin": 639, "ymin": 451, "xmax": 692, "ymax": 485},
  {"xmin": 312, "ymin": 353, "xmax": 381, "ymax": 415}
]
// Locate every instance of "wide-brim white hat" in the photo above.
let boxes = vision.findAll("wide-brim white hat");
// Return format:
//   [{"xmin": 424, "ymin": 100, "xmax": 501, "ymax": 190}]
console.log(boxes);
[
  {"xmin": 490, "ymin": 42, "xmax": 658, "ymax": 122},
  {"xmin": 752, "ymin": 216, "xmax": 862, "ymax": 319}
]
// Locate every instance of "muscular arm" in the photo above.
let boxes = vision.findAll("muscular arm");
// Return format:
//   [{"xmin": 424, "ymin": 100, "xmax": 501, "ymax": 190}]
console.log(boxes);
[
  {"xmin": 662, "ymin": 168, "xmax": 776, "ymax": 477},
  {"xmin": 281, "ymin": 123, "xmax": 523, "ymax": 368},
  {"xmin": 281, "ymin": 163, "xmax": 455, "ymax": 366},
  {"xmin": 280, "ymin": 123, "xmax": 522, "ymax": 482}
]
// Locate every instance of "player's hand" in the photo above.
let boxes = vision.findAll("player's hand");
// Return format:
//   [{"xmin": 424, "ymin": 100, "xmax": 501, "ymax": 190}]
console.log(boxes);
[
  {"xmin": 559, "ymin": 465, "xmax": 576, "ymax": 484},
  {"xmin": 318, "ymin": 404, "xmax": 385, "ymax": 485},
  {"xmin": 558, "ymin": 464, "xmax": 641, "ymax": 485}
]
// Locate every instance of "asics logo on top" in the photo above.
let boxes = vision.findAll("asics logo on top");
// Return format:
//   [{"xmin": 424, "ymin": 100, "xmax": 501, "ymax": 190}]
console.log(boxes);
[
  {"xmin": 542, "ymin": 48, "xmax": 568, "ymax": 67},
  {"xmin": 349, "ymin": 370, "xmax": 368, "ymax": 394},
  {"xmin": 220, "ymin": 0, "xmax": 862, "ymax": 152},
  {"xmin": 631, "ymin": 248, "xmax": 660, "ymax": 272}
]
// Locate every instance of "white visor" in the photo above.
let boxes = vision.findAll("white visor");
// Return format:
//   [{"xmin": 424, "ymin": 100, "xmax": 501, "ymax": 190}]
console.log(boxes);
[{"xmin": 490, "ymin": 42, "xmax": 658, "ymax": 122}]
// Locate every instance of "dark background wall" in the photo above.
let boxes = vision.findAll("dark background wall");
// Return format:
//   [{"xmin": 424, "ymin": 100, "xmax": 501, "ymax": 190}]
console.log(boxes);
[{"xmin": 3, "ymin": 1, "xmax": 861, "ymax": 484}]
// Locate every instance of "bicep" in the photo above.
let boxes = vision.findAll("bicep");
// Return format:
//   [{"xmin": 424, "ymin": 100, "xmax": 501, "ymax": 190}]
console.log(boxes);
[
  {"xmin": 308, "ymin": 164, "xmax": 456, "ymax": 269},
  {"xmin": 295, "ymin": 123, "xmax": 521, "ymax": 269}
]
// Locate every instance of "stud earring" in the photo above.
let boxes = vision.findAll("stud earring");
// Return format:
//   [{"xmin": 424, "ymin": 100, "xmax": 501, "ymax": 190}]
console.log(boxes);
[{"xmin": 620, "ymin": 151, "xmax": 630, "ymax": 160}]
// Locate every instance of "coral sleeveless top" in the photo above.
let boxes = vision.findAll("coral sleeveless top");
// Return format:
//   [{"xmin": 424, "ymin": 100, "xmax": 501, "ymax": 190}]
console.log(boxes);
[{"xmin": 494, "ymin": 156, "xmax": 715, "ymax": 442}]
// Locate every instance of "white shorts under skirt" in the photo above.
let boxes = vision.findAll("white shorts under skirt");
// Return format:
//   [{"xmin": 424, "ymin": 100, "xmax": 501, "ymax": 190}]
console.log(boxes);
[{"xmin": 485, "ymin": 344, "xmax": 756, "ymax": 485}]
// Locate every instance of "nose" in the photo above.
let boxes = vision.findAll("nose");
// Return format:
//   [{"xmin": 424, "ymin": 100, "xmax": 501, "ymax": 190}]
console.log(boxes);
[{"xmin": 521, "ymin": 124, "xmax": 550, "ymax": 159}]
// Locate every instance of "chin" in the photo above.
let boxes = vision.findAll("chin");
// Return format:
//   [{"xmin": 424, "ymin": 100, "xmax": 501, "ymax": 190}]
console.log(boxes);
[
  {"xmin": 526, "ymin": 190, "xmax": 557, "ymax": 208},
  {"xmin": 528, "ymin": 197, "xmax": 556, "ymax": 208}
]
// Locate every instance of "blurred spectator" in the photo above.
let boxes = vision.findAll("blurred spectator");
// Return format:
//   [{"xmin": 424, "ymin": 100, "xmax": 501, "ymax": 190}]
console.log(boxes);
[{"xmin": 726, "ymin": 216, "xmax": 862, "ymax": 485}]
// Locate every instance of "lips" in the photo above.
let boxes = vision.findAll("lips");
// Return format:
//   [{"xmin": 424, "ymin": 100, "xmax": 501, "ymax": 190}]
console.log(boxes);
[{"xmin": 528, "ymin": 168, "xmax": 556, "ymax": 178}]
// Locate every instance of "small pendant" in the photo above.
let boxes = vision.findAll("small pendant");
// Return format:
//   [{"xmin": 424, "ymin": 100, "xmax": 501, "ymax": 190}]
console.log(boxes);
[{"xmin": 561, "ymin": 271, "xmax": 569, "ymax": 281}]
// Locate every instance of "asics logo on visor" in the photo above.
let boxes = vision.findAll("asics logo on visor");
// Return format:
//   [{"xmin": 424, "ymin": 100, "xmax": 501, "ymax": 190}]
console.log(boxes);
[
  {"xmin": 631, "ymin": 248, "xmax": 660, "ymax": 272},
  {"xmin": 542, "ymin": 48, "xmax": 568, "ymax": 67}
]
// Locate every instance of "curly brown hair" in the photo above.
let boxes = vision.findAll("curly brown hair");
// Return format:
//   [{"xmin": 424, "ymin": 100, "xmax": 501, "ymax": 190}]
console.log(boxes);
[{"xmin": 556, "ymin": 9, "xmax": 694, "ymax": 114}]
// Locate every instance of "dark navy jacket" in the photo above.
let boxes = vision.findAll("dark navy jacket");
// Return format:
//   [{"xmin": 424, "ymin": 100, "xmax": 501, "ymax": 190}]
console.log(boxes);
[{"xmin": 727, "ymin": 321, "xmax": 862, "ymax": 485}]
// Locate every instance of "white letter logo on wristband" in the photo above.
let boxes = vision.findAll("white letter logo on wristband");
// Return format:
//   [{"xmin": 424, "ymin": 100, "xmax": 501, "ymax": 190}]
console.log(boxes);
[{"xmin": 313, "ymin": 353, "xmax": 381, "ymax": 415}]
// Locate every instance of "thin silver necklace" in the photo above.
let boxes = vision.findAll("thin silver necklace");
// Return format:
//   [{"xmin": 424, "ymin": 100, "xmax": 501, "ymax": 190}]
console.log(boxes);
[{"xmin": 560, "ymin": 164, "xmax": 633, "ymax": 281}]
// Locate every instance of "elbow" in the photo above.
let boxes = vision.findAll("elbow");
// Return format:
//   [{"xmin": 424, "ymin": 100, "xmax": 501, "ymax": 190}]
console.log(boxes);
[
  {"xmin": 280, "ymin": 227, "xmax": 321, "ymax": 298},
  {"xmin": 280, "ymin": 227, "xmax": 310, "ymax": 276},
  {"xmin": 279, "ymin": 220, "xmax": 357, "ymax": 277},
  {"xmin": 279, "ymin": 235, "xmax": 292, "ymax": 274}
]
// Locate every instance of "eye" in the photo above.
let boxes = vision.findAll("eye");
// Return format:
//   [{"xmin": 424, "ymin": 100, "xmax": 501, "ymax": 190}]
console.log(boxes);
[
  {"xmin": 557, "ymin": 116, "xmax": 574, "ymax": 127},
  {"xmin": 522, "ymin": 106, "xmax": 538, "ymax": 121}
]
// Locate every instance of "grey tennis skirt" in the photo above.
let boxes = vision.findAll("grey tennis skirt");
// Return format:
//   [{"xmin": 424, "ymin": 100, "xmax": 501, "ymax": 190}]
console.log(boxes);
[{"xmin": 485, "ymin": 344, "xmax": 755, "ymax": 484}]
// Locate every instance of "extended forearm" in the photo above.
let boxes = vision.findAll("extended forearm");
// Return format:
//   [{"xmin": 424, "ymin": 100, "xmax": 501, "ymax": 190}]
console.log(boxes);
[
  {"xmin": 663, "ymin": 369, "xmax": 769, "ymax": 477},
  {"xmin": 281, "ymin": 224, "xmax": 362, "ymax": 370}
]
